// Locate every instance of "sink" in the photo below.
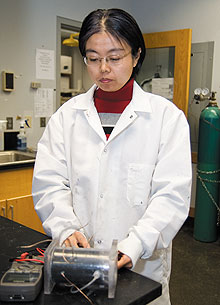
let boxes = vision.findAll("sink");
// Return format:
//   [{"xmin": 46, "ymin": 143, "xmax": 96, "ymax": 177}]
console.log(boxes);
[{"xmin": 0, "ymin": 150, "xmax": 35, "ymax": 167}]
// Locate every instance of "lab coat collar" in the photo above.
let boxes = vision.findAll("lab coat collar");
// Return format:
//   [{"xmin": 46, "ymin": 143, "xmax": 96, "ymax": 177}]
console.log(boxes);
[
  {"xmin": 71, "ymin": 85, "xmax": 97, "ymax": 110},
  {"xmin": 71, "ymin": 81, "xmax": 152, "ymax": 114},
  {"xmin": 131, "ymin": 81, "xmax": 152, "ymax": 113}
]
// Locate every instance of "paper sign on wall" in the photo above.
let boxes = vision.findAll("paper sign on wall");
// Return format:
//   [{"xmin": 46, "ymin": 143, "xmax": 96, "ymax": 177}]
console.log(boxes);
[
  {"xmin": 152, "ymin": 78, "xmax": 174, "ymax": 100},
  {"xmin": 34, "ymin": 88, "xmax": 53, "ymax": 118},
  {"xmin": 36, "ymin": 49, "xmax": 55, "ymax": 80}
]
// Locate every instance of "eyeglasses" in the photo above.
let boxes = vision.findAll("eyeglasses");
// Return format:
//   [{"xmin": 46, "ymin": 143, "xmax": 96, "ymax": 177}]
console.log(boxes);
[{"xmin": 84, "ymin": 51, "xmax": 131, "ymax": 67}]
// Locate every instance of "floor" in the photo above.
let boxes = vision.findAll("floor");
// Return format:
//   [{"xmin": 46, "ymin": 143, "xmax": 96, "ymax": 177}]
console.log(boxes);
[{"xmin": 170, "ymin": 217, "xmax": 220, "ymax": 305}]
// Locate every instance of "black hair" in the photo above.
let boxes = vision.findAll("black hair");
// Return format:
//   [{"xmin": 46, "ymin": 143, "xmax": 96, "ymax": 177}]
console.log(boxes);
[{"xmin": 79, "ymin": 8, "xmax": 146, "ymax": 78}]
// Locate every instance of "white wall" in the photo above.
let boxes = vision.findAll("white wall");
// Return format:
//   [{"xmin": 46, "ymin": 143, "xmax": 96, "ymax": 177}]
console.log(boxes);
[
  {"xmin": 131, "ymin": 0, "xmax": 220, "ymax": 105},
  {"xmin": 0, "ymin": 0, "xmax": 132, "ymax": 149},
  {"xmin": 0, "ymin": 0, "xmax": 219, "ymax": 150}
]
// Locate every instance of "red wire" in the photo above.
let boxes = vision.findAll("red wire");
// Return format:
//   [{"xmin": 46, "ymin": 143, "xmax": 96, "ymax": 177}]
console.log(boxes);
[
  {"xmin": 15, "ymin": 258, "xmax": 44, "ymax": 264},
  {"xmin": 20, "ymin": 252, "xmax": 29, "ymax": 259},
  {"xmin": 14, "ymin": 247, "xmax": 45, "ymax": 264},
  {"xmin": 36, "ymin": 248, "xmax": 45, "ymax": 256}
]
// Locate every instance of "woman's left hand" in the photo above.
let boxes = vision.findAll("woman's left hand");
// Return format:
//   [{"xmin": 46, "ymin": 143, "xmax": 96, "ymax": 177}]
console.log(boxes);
[{"xmin": 117, "ymin": 251, "xmax": 132, "ymax": 269}]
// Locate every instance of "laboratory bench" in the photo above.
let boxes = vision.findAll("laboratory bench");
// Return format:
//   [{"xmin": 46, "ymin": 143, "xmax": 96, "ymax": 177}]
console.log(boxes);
[
  {"xmin": 0, "ymin": 216, "xmax": 162, "ymax": 305},
  {"xmin": 0, "ymin": 150, "xmax": 44, "ymax": 234},
  {"xmin": 0, "ymin": 150, "xmax": 36, "ymax": 171}
]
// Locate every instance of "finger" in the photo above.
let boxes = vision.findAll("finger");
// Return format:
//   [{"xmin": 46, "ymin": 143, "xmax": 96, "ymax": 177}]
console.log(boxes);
[
  {"xmin": 64, "ymin": 238, "xmax": 71, "ymax": 247},
  {"xmin": 117, "ymin": 258, "xmax": 125, "ymax": 269},
  {"xmin": 117, "ymin": 259, "xmax": 133, "ymax": 269},
  {"xmin": 117, "ymin": 257, "xmax": 128, "ymax": 269},
  {"xmin": 117, "ymin": 253, "xmax": 132, "ymax": 269},
  {"xmin": 75, "ymin": 232, "xmax": 90, "ymax": 248},
  {"xmin": 65, "ymin": 235, "xmax": 78, "ymax": 247}
]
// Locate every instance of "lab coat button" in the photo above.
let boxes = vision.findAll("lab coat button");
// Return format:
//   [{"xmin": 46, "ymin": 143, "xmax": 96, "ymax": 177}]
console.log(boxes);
[
  {"xmin": 104, "ymin": 148, "xmax": 107, "ymax": 153},
  {"xmin": 100, "ymin": 193, "xmax": 103, "ymax": 198},
  {"xmin": 97, "ymin": 240, "xmax": 102, "ymax": 244}
]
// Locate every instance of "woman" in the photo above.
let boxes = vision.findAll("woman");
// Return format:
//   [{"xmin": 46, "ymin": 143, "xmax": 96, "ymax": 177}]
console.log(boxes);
[{"xmin": 32, "ymin": 8, "xmax": 192, "ymax": 304}]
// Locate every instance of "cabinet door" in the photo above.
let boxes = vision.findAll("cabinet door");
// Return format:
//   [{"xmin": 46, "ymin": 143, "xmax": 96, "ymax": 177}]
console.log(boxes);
[
  {"xmin": 0, "ymin": 167, "xmax": 33, "ymax": 200},
  {"xmin": 0, "ymin": 199, "xmax": 7, "ymax": 217},
  {"xmin": 6, "ymin": 195, "xmax": 45, "ymax": 234}
]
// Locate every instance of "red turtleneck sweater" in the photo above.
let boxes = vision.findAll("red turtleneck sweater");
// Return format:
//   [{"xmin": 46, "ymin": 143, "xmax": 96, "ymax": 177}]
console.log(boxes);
[{"xmin": 94, "ymin": 79, "xmax": 134, "ymax": 139}]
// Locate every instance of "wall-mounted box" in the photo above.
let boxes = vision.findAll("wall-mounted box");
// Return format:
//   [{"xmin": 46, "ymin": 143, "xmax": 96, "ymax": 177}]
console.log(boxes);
[
  {"xmin": 61, "ymin": 75, "xmax": 70, "ymax": 91},
  {"xmin": 31, "ymin": 82, "xmax": 41, "ymax": 89},
  {"xmin": 61, "ymin": 56, "xmax": 72, "ymax": 74},
  {"xmin": 2, "ymin": 71, "xmax": 14, "ymax": 92}
]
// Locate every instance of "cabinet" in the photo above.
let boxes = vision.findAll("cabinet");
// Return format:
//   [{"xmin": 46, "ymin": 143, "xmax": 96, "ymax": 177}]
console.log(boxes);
[
  {"xmin": 0, "ymin": 167, "xmax": 33, "ymax": 199},
  {"xmin": 61, "ymin": 55, "xmax": 72, "ymax": 74},
  {"xmin": 60, "ymin": 55, "xmax": 72, "ymax": 104},
  {"xmin": 6, "ymin": 195, "xmax": 44, "ymax": 234},
  {"xmin": 0, "ymin": 199, "xmax": 6, "ymax": 217},
  {"xmin": 60, "ymin": 52, "xmax": 85, "ymax": 105},
  {"xmin": 0, "ymin": 167, "xmax": 44, "ymax": 234}
]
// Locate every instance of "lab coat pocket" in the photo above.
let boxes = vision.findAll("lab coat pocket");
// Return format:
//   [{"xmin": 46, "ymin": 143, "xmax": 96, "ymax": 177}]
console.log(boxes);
[{"xmin": 127, "ymin": 163, "xmax": 154, "ymax": 207}]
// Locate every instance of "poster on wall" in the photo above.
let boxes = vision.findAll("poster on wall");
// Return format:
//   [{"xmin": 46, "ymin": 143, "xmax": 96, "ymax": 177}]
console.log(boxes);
[
  {"xmin": 34, "ymin": 88, "xmax": 53, "ymax": 117},
  {"xmin": 151, "ymin": 78, "xmax": 174, "ymax": 101},
  {"xmin": 36, "ymin": 49, "xmax": 55, "ymax": 80}
]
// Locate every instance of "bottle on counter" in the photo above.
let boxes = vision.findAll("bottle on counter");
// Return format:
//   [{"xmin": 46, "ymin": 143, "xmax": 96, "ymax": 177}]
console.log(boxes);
[{"xmin": 17, "ymin": 120, "xmax": 27, "ymax": 151}]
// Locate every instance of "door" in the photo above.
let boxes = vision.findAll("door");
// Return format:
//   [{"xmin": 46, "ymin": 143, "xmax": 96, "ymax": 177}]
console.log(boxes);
[
  {"xmin": 138, "ymin": 29, "xmax": 192, "ymax": 116},
  {"xmin": 188, "ymin": 41, "xmax": 214, "ymax": 153},
  {"xmin": 56, "ymin": 17, "xmax": 82, "ymax": 108},
  {"xmin": 187, "ymin": 42, "xmax": 214, "ymax": 216}
]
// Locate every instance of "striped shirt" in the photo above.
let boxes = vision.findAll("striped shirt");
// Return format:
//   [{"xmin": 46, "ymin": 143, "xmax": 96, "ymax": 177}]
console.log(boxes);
[{"xmin": 94, "ymin": 79, "xmax": 134, "ymax": 139}]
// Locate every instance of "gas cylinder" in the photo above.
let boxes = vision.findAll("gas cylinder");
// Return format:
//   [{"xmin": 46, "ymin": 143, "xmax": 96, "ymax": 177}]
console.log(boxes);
[{"xmin": 194, "ymin": 92, "xmax": 220, "ymax": 242}]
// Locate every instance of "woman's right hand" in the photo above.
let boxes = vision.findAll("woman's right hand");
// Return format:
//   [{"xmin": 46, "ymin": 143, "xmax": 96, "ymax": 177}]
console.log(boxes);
[{"xmin": 64, "ymin": 231, "xmax": 90, "ymax": 248}]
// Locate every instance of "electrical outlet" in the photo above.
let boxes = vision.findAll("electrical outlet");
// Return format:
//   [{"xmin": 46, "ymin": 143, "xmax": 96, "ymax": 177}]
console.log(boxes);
[
  {"xmin": 6, "ymin": 117, "xmax": 13, "ymax": 130},
  {"xmin": 40, "ymin": 117, "xmax": 46, "ymax": 127}
]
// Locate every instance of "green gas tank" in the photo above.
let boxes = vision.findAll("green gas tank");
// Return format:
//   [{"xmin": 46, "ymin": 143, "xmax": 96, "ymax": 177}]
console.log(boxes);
[{"xmin": 194, "ymin": 92, "xmax": 220, "ymax": 242}]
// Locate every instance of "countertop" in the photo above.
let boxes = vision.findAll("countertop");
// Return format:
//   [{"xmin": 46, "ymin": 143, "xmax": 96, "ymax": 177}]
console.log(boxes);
[
  {"xmin": 0, "ymin": 216, "xmax": 162, "ymax": 305},
  {"xmin": 0, "ymin": 150, "xmax": 36, "ymax": 170}
]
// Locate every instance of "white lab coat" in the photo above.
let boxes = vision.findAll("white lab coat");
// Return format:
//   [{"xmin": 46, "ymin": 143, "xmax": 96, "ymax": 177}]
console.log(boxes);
[{"xmin": 32, "ymin": 81, "xmax": 192, "ymax": 304}]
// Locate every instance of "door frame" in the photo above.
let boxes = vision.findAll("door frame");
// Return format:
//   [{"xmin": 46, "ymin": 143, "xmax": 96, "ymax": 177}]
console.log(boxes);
[
  {"xmin": 56, "ymin": 16, "xmax": 82, "ymax": 109},
  {"xmin": 143, "ymin": 29, "xmax": 192, "ymax": 115}
]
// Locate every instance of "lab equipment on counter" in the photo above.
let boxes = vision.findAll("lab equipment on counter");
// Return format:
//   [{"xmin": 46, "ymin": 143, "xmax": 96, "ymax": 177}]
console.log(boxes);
[
  {"xmin": 44, "ymin": 239, "xmax": 118, "ymax": 298},
  {"xmin": 0, "ymin": 260, "xmax": 43, "ymax": 302},
  {"xmin": 17, "ymin": 120, "xmax": 29, "ymax": 151},
  {"xmin": 194, "ymin": 91, "xmax": 220, "ymax": 242}
]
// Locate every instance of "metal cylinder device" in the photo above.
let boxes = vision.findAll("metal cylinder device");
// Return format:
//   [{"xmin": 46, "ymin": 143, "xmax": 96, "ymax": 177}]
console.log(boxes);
[
  {"xmin": 44, "ymin": 239, "xmax": 118, "ymax": 298},
  {"xmin": 194, "ymin": 92, "xmax": 220, "ymax": 242}
]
